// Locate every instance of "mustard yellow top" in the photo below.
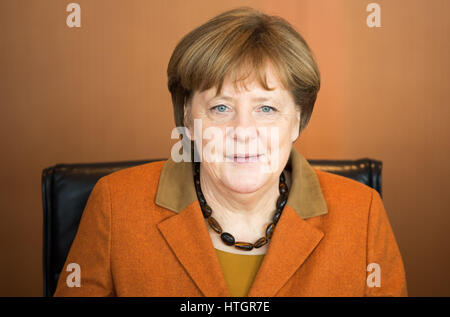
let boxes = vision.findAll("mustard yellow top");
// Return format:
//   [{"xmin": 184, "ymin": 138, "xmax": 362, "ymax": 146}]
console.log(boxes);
[{"xmin": 214, "ymin": 248, "xmax": 265, "ymax": 297}]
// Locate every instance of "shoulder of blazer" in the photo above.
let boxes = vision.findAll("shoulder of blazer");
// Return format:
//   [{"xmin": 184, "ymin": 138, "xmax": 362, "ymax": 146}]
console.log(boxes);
[
  {"xmin": 98, "ymin": 160, "xmax": 168, "ymax": 199},
  {"xmin": 314, "ymin": 168, "xmax": 376, "ymax": 216}
]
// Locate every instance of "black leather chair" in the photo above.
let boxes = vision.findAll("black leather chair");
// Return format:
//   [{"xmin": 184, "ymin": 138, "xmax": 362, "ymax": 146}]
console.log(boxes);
[{"xmin": 41, "ymin": 157, "xmax": 382, "ymax": 297}]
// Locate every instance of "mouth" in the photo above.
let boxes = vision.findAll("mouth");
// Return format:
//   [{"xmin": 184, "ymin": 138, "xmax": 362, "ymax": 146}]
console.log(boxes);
[{"xmin": 225, "ymin": 154, "xmax": 264, "ymax": 163}]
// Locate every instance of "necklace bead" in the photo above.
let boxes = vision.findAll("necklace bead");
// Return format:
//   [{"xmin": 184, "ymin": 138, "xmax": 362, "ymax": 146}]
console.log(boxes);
[
  {"xmin": 279, "ymin": 182, "xmax": 288, "ymax": 195},
  {"xmin": 197, "ymin": 192, "xmax": 206, "ymax": 205},
  {"xmin": 220, "ymin": 232, "xmax": 235, "ymax": 246},
  {"xmin": 279, "ymin": 172, "xmax": 286, "ymax": 183},
  {"xmin": 273, "ymin": 211, "xmax": 282, "ymax": 225},
  {"xmin": 235, "ymin": 242, "xmax": 254, "ymax": 251},
  {"xmin": 276, "ymin": 194, "xmax": 288, "ymax": 210},
  {"xmin": 265, "ymin": 223, "xmax": 275, "ymax": 239},
  {"xmin": 254, "ymin": 237, "xmax": 268, "ymax": 248},
  {"xmin": 207, "ymin": 216, "xmax": 222, "ymax": 234},
  {"xmin": 201, "ymin": 204, "xmax": 212, "ymax": 218}
]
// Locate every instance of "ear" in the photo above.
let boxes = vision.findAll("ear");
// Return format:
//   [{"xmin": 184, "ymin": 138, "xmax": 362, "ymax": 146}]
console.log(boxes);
[{"xmin": 290, "ymin": 108, "xmax": 301, "ymax": 143}]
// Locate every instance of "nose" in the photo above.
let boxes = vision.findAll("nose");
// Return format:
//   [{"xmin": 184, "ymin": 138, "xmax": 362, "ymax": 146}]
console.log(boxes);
[{"xmin": 227, "ymin": 107, "xmax": 258, "ymax": 145}]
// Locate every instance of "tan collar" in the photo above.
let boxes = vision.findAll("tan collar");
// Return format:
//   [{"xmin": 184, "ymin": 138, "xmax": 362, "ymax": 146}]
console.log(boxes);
[{"xmin": 155, "ymin": 147, "xmax": 328, "ymax": 219}]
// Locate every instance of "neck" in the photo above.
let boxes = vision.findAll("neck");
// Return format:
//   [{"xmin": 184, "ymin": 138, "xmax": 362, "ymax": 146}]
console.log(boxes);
[{"xmin": 199, "ymin": 165, "xmax": 285, "ymax": 235}]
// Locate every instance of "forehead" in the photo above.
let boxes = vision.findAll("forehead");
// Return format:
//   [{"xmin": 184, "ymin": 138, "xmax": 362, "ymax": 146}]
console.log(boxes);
[{"xmin": 195, "ymin": 62, "xmax": 287, "ymax": 102}]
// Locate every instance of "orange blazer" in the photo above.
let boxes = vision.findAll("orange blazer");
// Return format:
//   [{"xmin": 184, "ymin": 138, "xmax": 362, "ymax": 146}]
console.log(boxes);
[{"xmin": 53, "ymin": 148, "xmax": 408, "ymax": 297}]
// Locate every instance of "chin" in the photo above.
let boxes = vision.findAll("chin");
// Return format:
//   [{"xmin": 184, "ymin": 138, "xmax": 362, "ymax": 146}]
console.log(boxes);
[
  {"xmin": 223, "ymin": 179, "xmax": 265, "ymax": 194},
  {"xmin": 220, "ymin": 164, "xmax": 271, "ymax": 194}
]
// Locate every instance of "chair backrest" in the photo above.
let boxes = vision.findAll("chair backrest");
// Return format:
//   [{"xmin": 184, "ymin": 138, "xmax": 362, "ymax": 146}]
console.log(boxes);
[{"xmin": 41, "ymin": 157, "xmax": 382, "ymax": 297}]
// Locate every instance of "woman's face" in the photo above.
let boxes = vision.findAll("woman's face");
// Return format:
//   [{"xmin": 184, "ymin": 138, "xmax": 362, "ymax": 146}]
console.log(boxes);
[{"xmin": 186, "ymin": 63, "xmax": 300, "ymax": 194}]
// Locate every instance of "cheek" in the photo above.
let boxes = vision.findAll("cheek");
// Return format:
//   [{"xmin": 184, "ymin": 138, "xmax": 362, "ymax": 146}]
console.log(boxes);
[
  {"xmin": 266, "ymin": 121, "xmax": 294, "ymax": 146},
  {"xmin": 197, "ymin": 126, "xmax": 229, "ymax": 161}
]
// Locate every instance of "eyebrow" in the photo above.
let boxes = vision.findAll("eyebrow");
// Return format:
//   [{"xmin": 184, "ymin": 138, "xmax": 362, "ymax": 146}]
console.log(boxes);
[{"xmin": 210, "ymin": 95, "xmax": 275, "ymax": 103}]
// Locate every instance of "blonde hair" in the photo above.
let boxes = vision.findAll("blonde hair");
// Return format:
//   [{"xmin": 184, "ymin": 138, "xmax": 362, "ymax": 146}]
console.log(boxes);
[{"xmin": 167, "ymin": 6, "xmax": 320, "ymax": 135}]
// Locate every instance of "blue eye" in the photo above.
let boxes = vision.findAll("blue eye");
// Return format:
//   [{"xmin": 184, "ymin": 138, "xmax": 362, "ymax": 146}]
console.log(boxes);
[
  {"xmin": 212, "ymin": 104, "xmax": 228, "ymax": 112},
  {"xmin": 260, "ymin": 105, "xmax": 276, "ymax": 113}
]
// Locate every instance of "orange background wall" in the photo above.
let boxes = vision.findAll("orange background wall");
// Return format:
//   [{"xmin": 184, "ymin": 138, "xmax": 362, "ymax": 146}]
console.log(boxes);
[{"xmin": 1, "ymin": 0, "xmax": 449, "ymax": 296}]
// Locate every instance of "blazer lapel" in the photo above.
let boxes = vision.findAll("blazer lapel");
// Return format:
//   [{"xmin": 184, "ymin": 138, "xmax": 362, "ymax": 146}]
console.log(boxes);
[
  {"xmin": 157, "ymin": 201, "xmax": 325, "ymax": 297},
  {"xmin": 157, "ymin": 201, "xmax": 231, "ymax": 297},
  {"xmin": 247, "ymin": 205, "xmax": 324, "ymax": 297}
]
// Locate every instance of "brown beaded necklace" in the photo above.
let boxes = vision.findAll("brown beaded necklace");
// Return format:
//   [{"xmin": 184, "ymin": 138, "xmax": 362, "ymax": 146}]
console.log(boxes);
[{"xmin": 192, "ymin": 161, "xmax": 289, "ymax": 251}]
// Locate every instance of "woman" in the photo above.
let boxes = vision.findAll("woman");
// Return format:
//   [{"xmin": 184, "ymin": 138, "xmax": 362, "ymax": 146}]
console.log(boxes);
[{"xmin": 54, "ymin": 7, "xmax": 407, "ymax": 297}]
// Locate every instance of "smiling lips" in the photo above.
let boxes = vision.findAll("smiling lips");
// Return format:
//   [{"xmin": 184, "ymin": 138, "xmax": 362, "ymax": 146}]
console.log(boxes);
[{"xmin": 226, "ymin": 154, "xmax": 264, "ymax": 163}]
